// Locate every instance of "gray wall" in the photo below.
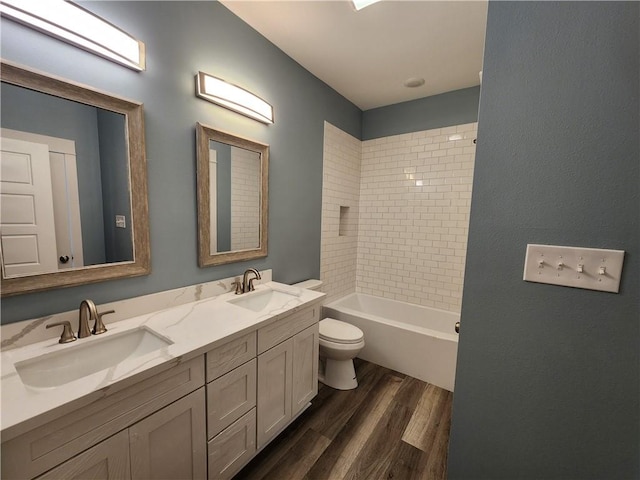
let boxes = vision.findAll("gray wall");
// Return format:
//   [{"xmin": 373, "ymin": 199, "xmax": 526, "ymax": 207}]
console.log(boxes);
[
  {"xmin": 448, "ymin": 2, "xmax": 639, "ymax": 478},
  {"xmin": 1, "ymin": 1, "xmax": 361, "ymax": 324},
  {"xmin": 362, "ymin": 86, "xmax": 480, "ymax": 140},
  {"xmin": 1, "ymin": 83, "xmax": 107, "ymax": 265},
  {"xmin": 97, "ymin": 109, "xmax": 132, "ymax": 263},
  {"xmin": 212, "ymin": 140, "xmax": 232, "ymax": 252}
]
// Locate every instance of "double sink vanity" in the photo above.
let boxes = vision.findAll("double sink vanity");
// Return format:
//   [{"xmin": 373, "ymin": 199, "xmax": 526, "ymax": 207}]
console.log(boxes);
[
  {"xmin": 0, "ymin": 51, "xmax": 295, "ymax": 480},
  {"xmin": 1, "ymin": 276, "xmax": 324, "ymax": 479}
]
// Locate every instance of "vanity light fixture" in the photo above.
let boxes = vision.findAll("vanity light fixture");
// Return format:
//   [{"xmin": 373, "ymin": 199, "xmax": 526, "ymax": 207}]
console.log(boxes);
[
  {"xmin": 0, "ymin": 0, "xmax": 145, "ymax": 71},
  {"xmin": 352, "ymin": 0, "xmax": 382, "ymax": 11},
  {"xmin": 196, "ymin": 72, "xmax": 274, "ymax": 124}
]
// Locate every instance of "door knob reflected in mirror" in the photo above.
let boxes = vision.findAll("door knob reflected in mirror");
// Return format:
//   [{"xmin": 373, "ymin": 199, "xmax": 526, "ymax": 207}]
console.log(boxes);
[
  {"xmin": 59, "ymin": 255, "xmax": 70, "ymax": 264},
  {"xmin": 455, "ymin": 321, "xmax": 460, "ymax": 334}
]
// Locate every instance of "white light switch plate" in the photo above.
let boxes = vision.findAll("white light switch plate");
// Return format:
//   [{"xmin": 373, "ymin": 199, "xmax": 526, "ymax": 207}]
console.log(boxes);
[
  {"xmin": 523, "ymin": 244, "xmax": 624, "ymax": 293},
  {"xmin": 115, "ymin": 215, "xmax": 126, "ymax": 228}
]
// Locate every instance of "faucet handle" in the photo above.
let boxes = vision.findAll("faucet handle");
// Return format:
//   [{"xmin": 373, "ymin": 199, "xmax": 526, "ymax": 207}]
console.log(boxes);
[
  {"xmin": 248, "ymin": 277, "xmax": 258, "ymax": 292},
  {"xmin": 93, "ymin": 309, "xmax": 114, "ymax": 335},
  {"xmin": 231, "ymin": 281, "xmax": 243, "ymax": 295},
  {"xmin": 46, "ymin": 321, "xmax": 77, "ymax": 344}
]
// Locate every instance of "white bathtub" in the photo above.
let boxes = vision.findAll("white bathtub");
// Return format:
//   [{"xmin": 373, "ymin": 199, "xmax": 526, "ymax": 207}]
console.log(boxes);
[{"xmin": 323, "ymin": 293, "xmax": 459, "ymax": 391}]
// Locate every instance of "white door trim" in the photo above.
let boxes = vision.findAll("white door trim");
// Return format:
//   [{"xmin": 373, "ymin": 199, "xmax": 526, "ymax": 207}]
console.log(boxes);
[{"xmin": 1, "ymin": 128, "xmax": 84, "ymax": 269}]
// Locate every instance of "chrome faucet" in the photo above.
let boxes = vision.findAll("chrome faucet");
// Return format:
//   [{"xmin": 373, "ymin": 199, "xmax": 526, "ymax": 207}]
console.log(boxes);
[
  {"xmin": 242, "ymin": 268, "xmax": 261, "ymax": 293},
  {"xmin": 78, "ymin": 299, "xmax": 98, "ymax": 338}
]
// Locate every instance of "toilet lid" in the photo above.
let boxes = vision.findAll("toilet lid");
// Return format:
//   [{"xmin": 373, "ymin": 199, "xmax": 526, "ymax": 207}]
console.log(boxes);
[{"xmin": 319, "ymin": 318, "xmax": 364, "ymax": 344}]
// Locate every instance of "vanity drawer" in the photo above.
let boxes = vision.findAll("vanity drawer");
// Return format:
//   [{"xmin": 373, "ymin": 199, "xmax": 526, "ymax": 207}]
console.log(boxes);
[
  {"xmin": 258, "ymin": 305, "xmax": 319, "ymax": 354},
  {"xmin": 206, "ymin": 331, "xmax": 257, "ymax": 382},
  {"xmin": 34, "ymin": 429, "xmax": 131, "ymax": 480},
  {"xmin": 207, "ymin": 359, "xmax": 256, "ymax": 439},
  {"xmin": 1, "ymin": 356, "xmax": 205, "ymax": 480},
  {"xmin": 208, "ymin": 408, "xmax": 256, "ymax": 480}
]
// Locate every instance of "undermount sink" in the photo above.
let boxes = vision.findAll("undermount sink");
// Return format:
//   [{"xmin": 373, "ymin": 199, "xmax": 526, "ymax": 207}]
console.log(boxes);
[
  {"xmin": 227, "ymin": 288, "xmax": 299, "ymax": 313},
  {"xmin": 14, "ymin": 328, "xmax": 172, "ymax": 389}
]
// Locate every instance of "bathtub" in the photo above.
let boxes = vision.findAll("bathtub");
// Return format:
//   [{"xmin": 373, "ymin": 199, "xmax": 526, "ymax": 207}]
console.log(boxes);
[{"xmin": 323, "ymin": 293, "xmax": 459, "ymax": 391}]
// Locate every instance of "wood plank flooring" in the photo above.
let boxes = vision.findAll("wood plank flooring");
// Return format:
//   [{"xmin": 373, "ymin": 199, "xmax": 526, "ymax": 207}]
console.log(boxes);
[{"xmin": 236, "ymin": 359, "xmax": 453, "ymax": 480}]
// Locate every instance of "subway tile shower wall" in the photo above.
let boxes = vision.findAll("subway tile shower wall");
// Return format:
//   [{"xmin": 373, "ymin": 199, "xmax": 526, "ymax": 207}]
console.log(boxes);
[
  {"xmin": 358, "ymin": 123, "xmax": 477, "ymax": 312},
  {"xmin": 320, "ymin": 122, "xmax": 362, "ymax": 304},
  {"xmin": 231, "ymin": 147, "xmax": 261, "ymax": 250},
  {"xmin": 321, "ymin": 122, "xmax": 477, "ymax": 313}
]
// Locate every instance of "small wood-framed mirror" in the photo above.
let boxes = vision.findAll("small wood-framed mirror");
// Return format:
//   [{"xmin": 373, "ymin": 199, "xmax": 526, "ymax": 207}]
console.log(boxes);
[
  {"xmin": 196, "ymin": 123, "xmax": 268, "ymax": 267},
  {"xmin": 0, "ymin": 60, "xmax": 150, "ymax": 296}
]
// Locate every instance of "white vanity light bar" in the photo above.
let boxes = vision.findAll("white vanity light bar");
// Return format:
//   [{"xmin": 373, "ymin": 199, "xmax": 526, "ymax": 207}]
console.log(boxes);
[
  {"xmin": 352, "ymin": 0, "xmax": 382, "ymax": 11},
  {"xmin": 196, "ymin": 72, "xmax": 274, "ymax": 124},
  {"xmin": 0, "ymin": 0, "xmax": 145, "ymax": 71}
]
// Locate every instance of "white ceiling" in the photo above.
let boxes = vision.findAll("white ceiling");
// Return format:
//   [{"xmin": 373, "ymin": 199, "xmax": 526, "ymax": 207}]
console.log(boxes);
[{"xmin": 220, "ymin": 0, "xmax": 488, "ymax": 110}]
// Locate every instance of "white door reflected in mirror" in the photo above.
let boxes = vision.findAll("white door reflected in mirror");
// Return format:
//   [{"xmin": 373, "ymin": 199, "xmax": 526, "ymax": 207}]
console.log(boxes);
[
  {"xmin": 0, "ymin": 137, "xmax": 59, "ymax": 277},
  {"xmin": 2, "ymin": 129, "xmax": 87, "ymax": 275}
]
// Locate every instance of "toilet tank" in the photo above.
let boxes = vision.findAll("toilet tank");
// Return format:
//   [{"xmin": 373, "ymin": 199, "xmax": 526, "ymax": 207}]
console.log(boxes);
[{"xmin": 292, "ymin": 279, "xmax": 323, "ymax": 291}]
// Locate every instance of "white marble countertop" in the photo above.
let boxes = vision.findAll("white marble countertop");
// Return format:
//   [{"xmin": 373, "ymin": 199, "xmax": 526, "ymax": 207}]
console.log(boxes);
[{"xmin": 0, "ymin": 281, "xmax": 324, "ymax": 440}]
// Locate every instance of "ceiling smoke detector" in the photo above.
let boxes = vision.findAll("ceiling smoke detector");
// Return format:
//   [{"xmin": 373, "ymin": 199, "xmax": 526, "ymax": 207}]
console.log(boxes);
[
  {"xmin": 351, "ymin": 0, "xmax": 381, "ymax": 11},
  {"xmin": 403, "ymin": 77, "xmax": 425, "ymax": 88}
]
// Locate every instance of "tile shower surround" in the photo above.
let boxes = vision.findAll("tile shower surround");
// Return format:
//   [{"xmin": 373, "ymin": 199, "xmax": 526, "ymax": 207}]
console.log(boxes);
[
  {"xmin": 321, "ymin": 122, "xmax": 477, "ymax": 313},
  {"xmin": 321, "ymin": 123, "xmax": 362, "ymax": 304},
  {"xmin": 231, "ymin": 146, "xmax": 261, "ymax": 250}
]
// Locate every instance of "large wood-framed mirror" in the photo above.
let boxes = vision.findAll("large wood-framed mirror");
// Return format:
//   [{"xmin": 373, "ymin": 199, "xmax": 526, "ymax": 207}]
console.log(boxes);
[
  {"xmin": 196, "ymin": 123, "xmax": 268, "ymax": 267},
  {"xmin": 0, "ymin": 60, "xmax": 150, "ymax": 296}
]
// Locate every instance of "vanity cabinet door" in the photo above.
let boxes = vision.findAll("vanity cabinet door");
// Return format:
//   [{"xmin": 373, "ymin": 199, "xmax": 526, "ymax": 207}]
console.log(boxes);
[
  {"xmin": 256, "ymin": 338, "xmax": 293, "ymax": 449},
  {"xmin": 129, "ymin": 388, "xmax": 207, "ymax": 480},
  {"xmin": 1, "ymin": 356, "xmax": 205, "ymax": 480},
  {"xmin": 36, "ymin": 430, "xmax": 130, "ymax": 480},
  {"xmin": 292, "ymin": 323, "xmax": 319, "ymax": 416}
]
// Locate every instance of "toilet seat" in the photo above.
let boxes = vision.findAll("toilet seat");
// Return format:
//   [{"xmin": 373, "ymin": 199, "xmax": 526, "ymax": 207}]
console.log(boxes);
[{"xmin": 320, "ymin": 318, "xmax": 363, "ymax": 345}]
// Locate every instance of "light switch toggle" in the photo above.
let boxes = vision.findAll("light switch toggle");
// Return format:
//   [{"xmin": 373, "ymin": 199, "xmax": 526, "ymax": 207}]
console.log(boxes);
[{"xmin": 523, "ymin": 244, "xmax": 625, "ymax": 293}]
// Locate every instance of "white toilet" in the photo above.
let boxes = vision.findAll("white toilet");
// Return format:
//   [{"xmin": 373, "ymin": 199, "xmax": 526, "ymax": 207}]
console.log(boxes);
[
  {"xmin": 318, "ymin": 318, "xmax": 364, "ymax": 390},
  {"xmin": 293, "ymin": 280, "xmax": 365, "ymax": 390}
]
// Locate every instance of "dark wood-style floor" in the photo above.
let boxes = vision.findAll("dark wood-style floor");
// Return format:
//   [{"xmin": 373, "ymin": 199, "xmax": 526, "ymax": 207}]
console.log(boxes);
[{"xmin": 236, "ymin": 359, "xmax": 453, "ymax": 480}]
